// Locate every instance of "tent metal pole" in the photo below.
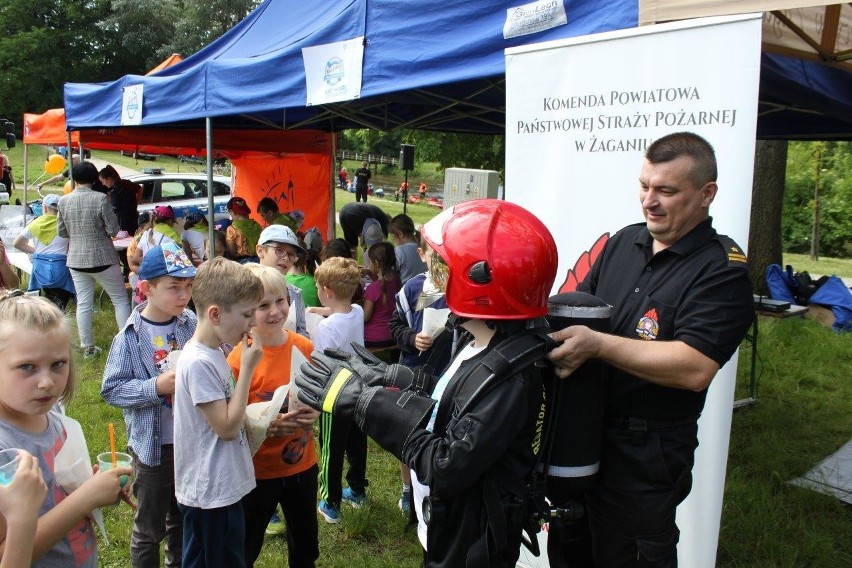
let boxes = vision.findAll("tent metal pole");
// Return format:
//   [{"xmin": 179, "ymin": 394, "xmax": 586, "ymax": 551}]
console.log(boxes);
[
  {"xmin": 206, "ymin": 117, "xmax": 215, "ymax": 260},
  {"xmin": 22, "ymin": 143, "xmax": 28, "ymax": 225},
  {"xmin": 67, "ymin": 132, "xmax": 74, "ymax": 188},
  {"xmin": 330, "ymin": 129, "xmax": 337, "ymax": 241},
  {"xmin": 403, "ymin": 169, "xmax": 409, "ymax": 216}
]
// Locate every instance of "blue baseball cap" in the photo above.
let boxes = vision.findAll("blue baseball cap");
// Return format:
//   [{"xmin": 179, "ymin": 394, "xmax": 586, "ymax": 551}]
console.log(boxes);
[
  {"xmin": 42, "ymin": 194, "xmax": 60, "ymax": 209},
  {"xmin": 138, "ymin": 242, "xmax": 197, "ymax": 281}
]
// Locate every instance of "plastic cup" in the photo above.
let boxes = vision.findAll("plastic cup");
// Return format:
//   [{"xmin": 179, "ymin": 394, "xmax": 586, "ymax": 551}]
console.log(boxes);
[
  {"xmin": 0, "ymin": 449, "xmax": 22, "ymax": 486},
  {"xmin": 96, "ymin": 452, "xmax": 133, "ymax": 488}
]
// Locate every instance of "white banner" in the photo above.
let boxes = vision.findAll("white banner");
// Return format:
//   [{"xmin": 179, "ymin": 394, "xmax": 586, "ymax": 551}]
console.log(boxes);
[
  {"xmin": 121, "ymin": 84, "xmax": 144, "ymax": 126},
  {"xmin": 302, "ymin": 37, "xmax": 365, "ymax": 105},
  {"xmin": 506, "ymin": 14, "xmax": 762, "ymax": 568}
]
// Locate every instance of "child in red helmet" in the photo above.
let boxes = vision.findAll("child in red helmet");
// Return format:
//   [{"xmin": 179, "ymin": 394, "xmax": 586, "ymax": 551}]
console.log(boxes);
[{"xmin": 296, "ymin": 199, "xmax": 558, "ymax": 567}]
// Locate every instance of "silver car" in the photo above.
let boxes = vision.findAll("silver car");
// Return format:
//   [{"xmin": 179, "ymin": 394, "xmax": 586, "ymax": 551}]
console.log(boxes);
[{"xmin": 130, "ymin": 169, "xmax": 232, "ymax": 223}]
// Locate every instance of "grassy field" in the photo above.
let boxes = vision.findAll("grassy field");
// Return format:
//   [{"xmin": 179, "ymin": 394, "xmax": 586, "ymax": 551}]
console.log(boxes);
[
  {"xmin": 6, "ymin": 147, "xmax": 851, "ymax": 565},
  {"xmin": 783, "ymin": 252, "xmax": 852, "ymax": 279},
  {"xmin": 66, "ymin": 286, "xmax": 852, "ymax": 567}
]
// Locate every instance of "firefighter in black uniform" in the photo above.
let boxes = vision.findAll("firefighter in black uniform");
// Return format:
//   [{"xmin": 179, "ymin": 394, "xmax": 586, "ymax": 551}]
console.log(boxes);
[
  {"xmin": 297, "ymin": 199, "xmax": 558, "ymax": 567},
  {"xmin": 547, "ymin": 132, "xmax": 753, "ymax": 567}
]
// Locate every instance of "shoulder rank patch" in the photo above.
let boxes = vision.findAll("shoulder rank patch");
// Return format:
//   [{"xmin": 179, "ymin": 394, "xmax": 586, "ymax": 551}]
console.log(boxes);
[{"xmin": 717, "ymin": 235, "xmax": 748, "ymax": 267}]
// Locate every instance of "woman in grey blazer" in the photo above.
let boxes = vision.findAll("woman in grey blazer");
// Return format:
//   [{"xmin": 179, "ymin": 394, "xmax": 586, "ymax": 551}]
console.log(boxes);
[{"xmin": 57, "ymin": 161, "xmax": 131, "ymax": 357}]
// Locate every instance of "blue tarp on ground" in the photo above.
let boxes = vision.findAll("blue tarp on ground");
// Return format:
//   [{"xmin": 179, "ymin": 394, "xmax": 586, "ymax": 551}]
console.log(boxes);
[{"xmin": 63, "ymin": 0, "xmax": 852, "ymax": 138}]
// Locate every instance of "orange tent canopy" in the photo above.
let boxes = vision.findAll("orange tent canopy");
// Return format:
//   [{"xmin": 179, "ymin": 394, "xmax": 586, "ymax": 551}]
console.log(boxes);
[
  {"xmin": 146, "ymin": 53, "xmax": 183, "ymax": 75},
  {"xmin": 23, "ymin": 53, "xmax": 186, "ymax": 146}
]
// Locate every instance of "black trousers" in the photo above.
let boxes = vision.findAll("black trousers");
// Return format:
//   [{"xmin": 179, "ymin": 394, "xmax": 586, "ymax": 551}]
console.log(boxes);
[
  {"xmin": 355, "ymin": 185, "xmax": 368, "ymax": 202},
  {"xmin": 241, "ymin": 465, "xmax": 319, "ymax": 568},
  {"xmin": 587, "ymin": 419, "xmax": 698, "ymax": 567},
  {"xmin": 317, "ymin": 413, "xmax": 368, "ymax": 506}
]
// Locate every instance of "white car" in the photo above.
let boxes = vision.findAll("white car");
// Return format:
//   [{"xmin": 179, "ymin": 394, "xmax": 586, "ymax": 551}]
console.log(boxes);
[
  {"xmin": 130, "ymin": 170, "xmax": 232, "ymax": 223},
  {"xmin": 0, "ymin": 171, "xmax": 233, "ymax": 242}
]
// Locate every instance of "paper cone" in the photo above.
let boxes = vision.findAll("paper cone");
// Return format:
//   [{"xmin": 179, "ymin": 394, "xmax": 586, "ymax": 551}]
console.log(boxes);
[
  {"xmin": 422, "ymin": 307, "xmax": 450, "ymax": 339},
  {"xmin": 244, "ymin": 384, "xmax": 289, "ymax": 456}
]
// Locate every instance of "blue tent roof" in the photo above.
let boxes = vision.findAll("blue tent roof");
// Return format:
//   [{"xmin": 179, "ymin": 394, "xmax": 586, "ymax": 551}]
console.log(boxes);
[
  {"xmin": 64, "ymin": 0, "xmax": 637, "ymax": 133},
  {"xmin": 64, "ymin": 0, "xmax": 852, "ymax": 138}
]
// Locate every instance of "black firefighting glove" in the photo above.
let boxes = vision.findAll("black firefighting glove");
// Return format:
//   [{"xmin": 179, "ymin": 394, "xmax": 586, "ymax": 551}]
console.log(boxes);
[
  {"xmin": 297, "ymin": 351, "xmax": 437, "ymax": 457},
  {"xmin": 319, "ymin": 344, "xmax": 422, "ymax": 392},
  {"xmin": 296, "ymin": 351, "xmax": 376, "ymax": 419}
]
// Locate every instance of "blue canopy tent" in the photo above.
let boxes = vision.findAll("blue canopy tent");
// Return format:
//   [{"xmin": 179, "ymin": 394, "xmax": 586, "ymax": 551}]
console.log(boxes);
[
  {"xmin": 64, "ymin": 0, "xmax": 852, "ymax": 139},
  {"xmin": 63, "ymin": 0, "xmax": 638, "ymax": 134}
]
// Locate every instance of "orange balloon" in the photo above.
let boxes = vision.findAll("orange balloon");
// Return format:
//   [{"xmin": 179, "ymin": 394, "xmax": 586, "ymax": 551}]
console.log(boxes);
[
  {"xmin": 63, "ymin": 180, "xmax": 73, "ymax": 195},
  {"xmin": 45, "ymin": 154, "xmax": 66, "ymax": 175}
]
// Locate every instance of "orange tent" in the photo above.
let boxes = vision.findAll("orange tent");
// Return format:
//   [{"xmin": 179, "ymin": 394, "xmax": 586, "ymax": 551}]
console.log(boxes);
[
  {"xmin": 146, "ymin": 53, "xmax": 183, "ymax": 75},
  {"xmin": 22, "ymin": 54, "xmax": 185, "ymax": 146},
  {"xmin": 22, "ymin": 118, "xmax": 334, "ymax": 237},
  {"xmin": 22, "ymin": 56, "xmax": 333, "ymax": 238}
]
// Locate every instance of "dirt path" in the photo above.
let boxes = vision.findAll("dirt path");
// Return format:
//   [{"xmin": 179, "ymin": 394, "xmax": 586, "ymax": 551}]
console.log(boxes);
[{"xmin": 86, "ymin": 158, "xmax": 140, "ymax": 179}]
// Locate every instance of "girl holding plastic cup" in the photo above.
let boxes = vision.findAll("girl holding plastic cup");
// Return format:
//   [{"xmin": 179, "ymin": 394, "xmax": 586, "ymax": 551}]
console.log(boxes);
[
  {"xmin": 0, "ymin": 291, "xmax": 131, "ymax": 567},
  {"xmin": 0, "ymin": 449, "xmax": 47, "ymax": 568}
]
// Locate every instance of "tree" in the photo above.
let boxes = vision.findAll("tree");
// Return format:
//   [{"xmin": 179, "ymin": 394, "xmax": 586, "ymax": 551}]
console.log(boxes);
[
  {"xmin": 102, "ymin": 0, "xmax": 181, "ymax": 72},
  {"xmin": 339, "ymin": 129, "xmax": 403, "ymax": 157},
  {"xmin": 0, "ymin": 0, "xmax": 113, "ymax": 122},
  {"xmin": 748, "ymin": 140, "xmax": 787, "ymax": 295},
  {"xmin": 165, "ymin": 0, "xmax": 259, "ymax": 58},
  {"xmin": 783, "ymin": 141, "xmax": 852, "ymax": 260},
  {"xmin": 405, "ymin": 130, "xmax": 504, "ymax": 173}
]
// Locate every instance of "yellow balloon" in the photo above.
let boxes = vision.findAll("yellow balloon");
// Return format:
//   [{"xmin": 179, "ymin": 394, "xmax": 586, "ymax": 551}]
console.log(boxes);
[
  {"xmin": 44, "ymin": 154, "xmax": 66, "ymax": 175},
  {"xmin": 63, "ymin": 180, "xmax": 73, "ymax": 195}
]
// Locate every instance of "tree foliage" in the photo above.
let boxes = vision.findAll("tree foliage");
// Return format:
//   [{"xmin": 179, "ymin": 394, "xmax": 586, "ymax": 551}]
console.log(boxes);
[
  {"xmin": 165, "ymin": 0, "xmax": 258, "ymax": 60},
  {"xmin": 783, "ymin": 141, "xmax": 852, "ymax": 258},
  {"xmin": 0, "ymin": 0, "xmax": 113, "ymax": 121},
  {"xmin": 338, "ymin": 128, "xmax": 504, "ymax": 174},
  {"xmin": 0, "ymin": 0, "xmax": 259, "ymax": 127},
  {"xmin": 103, "ymin": 0, "xmax": 182, "ymax": 72}
]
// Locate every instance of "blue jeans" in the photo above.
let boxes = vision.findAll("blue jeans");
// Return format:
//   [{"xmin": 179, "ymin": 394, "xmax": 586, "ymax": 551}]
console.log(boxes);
[
  {"xmin": 179, "ymin": 501, "xmax": 246, "ymax": 568},
  {"xmin": 130, "ymin": 445, "xmax": 182, "ymax": 568}
]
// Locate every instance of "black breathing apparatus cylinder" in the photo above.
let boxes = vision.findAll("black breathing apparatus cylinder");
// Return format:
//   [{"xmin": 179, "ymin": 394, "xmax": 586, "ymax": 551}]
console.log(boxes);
[{"xmin": 542, "ymin": 291, "xmax": 611, "ymax": 514}]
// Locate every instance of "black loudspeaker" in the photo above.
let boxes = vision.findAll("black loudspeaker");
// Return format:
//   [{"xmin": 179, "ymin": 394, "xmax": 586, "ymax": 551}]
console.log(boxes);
[
  {"xmin": 399, "ymin": 144, "xmax": 415, "ymax": 170},
  {"xmin": 2, "ymin": 121, "xmax": 13, "ymax": 149}
]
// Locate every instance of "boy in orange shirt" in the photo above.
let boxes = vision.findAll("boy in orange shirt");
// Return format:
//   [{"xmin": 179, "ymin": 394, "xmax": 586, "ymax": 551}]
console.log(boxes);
[{"xmin": 227, "ymin": 264, "xmax": 320, "ymax": 567}]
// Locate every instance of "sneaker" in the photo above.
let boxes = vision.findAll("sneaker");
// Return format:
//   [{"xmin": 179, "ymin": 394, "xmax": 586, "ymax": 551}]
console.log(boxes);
[
  {"xmin": 265, "ymin": 512, "xmax": 285, "ymax": 535},
  {"xmin": 83, "ymin": 346, "xmax": 102, "ymax": 359},
  {"xmin": 398, "ymin": 490, "xmax": 411, "ymax": 514},
  {"xmin": 317, "ymin": 500, "xmax": 340, "ymax": 524},
  {"xmin": 342, "ymin": 487, "xmax": 366, "ymax": 508}
]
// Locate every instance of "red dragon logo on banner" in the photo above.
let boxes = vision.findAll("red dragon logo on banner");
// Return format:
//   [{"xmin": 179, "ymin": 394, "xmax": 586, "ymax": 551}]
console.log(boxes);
[{"xmin": 557, "ymin": 233, "xmax": 609, "ymax": 293}]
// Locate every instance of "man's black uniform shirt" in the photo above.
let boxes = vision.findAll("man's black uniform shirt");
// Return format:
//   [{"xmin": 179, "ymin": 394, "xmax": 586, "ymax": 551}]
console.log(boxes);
[{"xmin": 579, "ymin": 218, "xmax": 752, "ymax": 419}]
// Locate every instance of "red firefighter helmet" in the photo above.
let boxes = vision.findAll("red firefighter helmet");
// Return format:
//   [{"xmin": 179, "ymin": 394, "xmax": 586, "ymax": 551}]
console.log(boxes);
[{"xmin": 422, "ymin": 199, "xmax": 558, "ymax": 319}]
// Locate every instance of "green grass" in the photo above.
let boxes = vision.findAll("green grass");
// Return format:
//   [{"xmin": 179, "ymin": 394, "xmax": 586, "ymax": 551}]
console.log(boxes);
[
  {"xmin": 71, "ymin": 303, "xmax": 423, "ymax": 567},
  {"xmin": 725, "ymin": 316, "xmax": 851, "ymax": 567},
  {"xmin": 69, "ymin": 289, "xmax": 852, "ymax": 566},
  {"xmin": 783, "ymin": 253, "xmax": 852, "ymax": 279}
]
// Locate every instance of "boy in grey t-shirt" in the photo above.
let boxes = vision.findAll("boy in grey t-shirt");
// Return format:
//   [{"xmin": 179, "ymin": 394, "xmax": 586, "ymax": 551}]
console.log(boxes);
[{"xmin": 173, "ymin": 258, "xmax": 264, "ymax": 566}]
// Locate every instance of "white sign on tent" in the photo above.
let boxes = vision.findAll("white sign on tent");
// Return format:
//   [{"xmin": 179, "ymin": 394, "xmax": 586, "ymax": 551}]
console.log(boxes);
[
  {"xmin": 121, "ymin": 84, "xmax": 144, "ymax": 126},
  {"xmin": 302, "ymin": 37, "xmax": 365, "ymax": 106},
  {"xmin": 505, "ymin": 13, "xmax": 762, "ymax": 568}
]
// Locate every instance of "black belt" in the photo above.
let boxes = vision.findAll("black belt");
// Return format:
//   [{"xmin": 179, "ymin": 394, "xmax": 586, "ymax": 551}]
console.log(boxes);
[{"xmin": 606, "ymin": 415, "xmax": 698, "ymax": 432}]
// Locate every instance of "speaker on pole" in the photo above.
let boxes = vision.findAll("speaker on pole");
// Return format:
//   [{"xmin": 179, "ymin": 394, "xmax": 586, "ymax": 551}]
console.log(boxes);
[{"xmin": 400, "ymin": 144, "xmax": 415, "ymax": 171}]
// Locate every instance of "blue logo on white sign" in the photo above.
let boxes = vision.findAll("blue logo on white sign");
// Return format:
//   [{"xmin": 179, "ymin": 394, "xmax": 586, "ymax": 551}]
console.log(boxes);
[
  {"xmin": 126, "ymin": 91, "xmax": 139, "ymax": 119},
  {"xmin": 324, "ymin": 57, "xmax": 344, "ymax": 86}
]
